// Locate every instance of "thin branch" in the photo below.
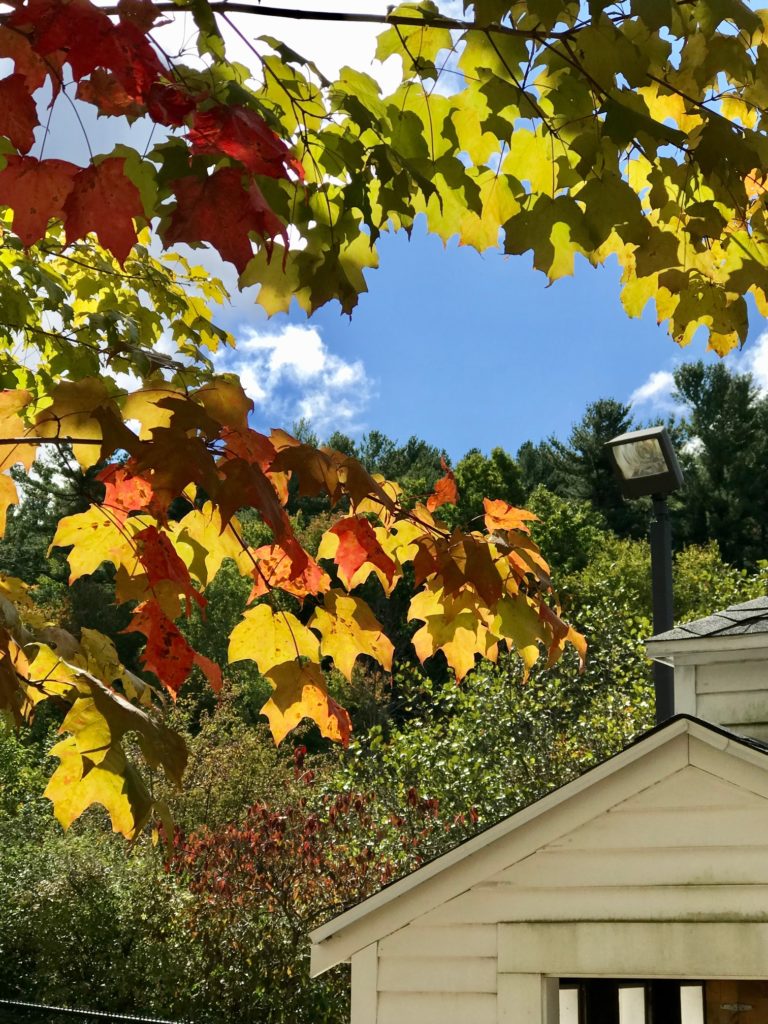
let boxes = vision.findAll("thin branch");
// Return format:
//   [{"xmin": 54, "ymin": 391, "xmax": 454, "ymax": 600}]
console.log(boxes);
[
  {"xmin": 91, "ymin": 2, "xmax": 578, "ymax": 41},
  {"xmin": 0, "ymin": 436, "xmax": 103, "ymax": 446}
]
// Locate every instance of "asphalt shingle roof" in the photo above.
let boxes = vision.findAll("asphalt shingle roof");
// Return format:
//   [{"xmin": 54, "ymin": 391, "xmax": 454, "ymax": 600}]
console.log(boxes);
[{"xmin": 649, "ymin": 596, "xmax": 768, "ymax": 643}]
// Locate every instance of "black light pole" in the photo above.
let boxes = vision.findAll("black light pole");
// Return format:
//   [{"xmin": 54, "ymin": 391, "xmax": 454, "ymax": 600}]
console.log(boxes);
[
  {"xmin": 605, "ymin": 426, "xmax": 684, "ymax": 725},
  {"xmin": 650, "ymin": 493, "xmax": 675, "ymax": 723}
]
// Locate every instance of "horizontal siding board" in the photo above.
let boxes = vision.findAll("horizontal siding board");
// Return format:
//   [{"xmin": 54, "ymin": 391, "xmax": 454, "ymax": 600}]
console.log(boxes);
[
  {"xmin": 546, "ymin": 807, "xmax": 768, "ymax": 850},
  {"xmin": 377, "ymin": 955, "xmax": 497, "ymax": 993},
  {"xmin": 421, "ymin": 884, "xmax": 768, "ymax": 925},
  {"xmin": 377, "ymin": 991, "xmax": 496, "ymax": 1024},
  {"xmin": 498, "ymin": 921, "xmax": 768, "ymax": 978},
  {"xmin": 697, "ymin": 662, "xmax": 768, "ymax": 693},
  {"xmin": 493, "ymin": 846, "xmax": 768, "ymax": 887},
  {"xmin": 379, "ymin": 924, "xmax": 496, "ymax": 958},
  {"xmin": 698, "ymin": 691, "xmax": 768, "ymax": 724}
]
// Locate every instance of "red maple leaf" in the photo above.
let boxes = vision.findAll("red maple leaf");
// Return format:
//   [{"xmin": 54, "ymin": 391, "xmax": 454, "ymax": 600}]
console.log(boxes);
[
  {"xmin": 10, "ymin": 0, "xmax": 115, "ymax": 81},
  {"xmin": 0, "ymin": 25, "xmax": 53, "ymax": 93},
  {"xmin": 329, "ymin": 517, "xmax": 397, "ymax": 586},
  {"xmin": 162, "ymin": 167, "xmax": 288, "ymax": 275},
  {"xmin": 97, "ymin": 464, "xmax": 155, "ymax": 522},
  {"xmin": 145, "ymin": 82, "xmax": 197, "ymax": 127},
  {"xmin": 63, "ymin": 158, "xmax": 143, "ymax": 263},
  {"xmin": 134, "ymin": 524, "xmax": 205, "ymax": 613},
  {"xmin": 426, "ymin": 458, "xmax": 459, "ymax": 512},
  {"xmin": 124, "ymin": 599, "xmax": 221, "ymax": 697},
  {"xmin": 0, "ymin": 75, "xmax": 39, "ymax": 153},
  {"xmin": 188, "ymin": 105, "xmax": 303, "ymax": 180},
  {"xmin": 103, "ymin": 18, "xmax": 164, "ymax": 103},
  {"xmin": 116, "ymin": 0, "xmax": 162, "ymax": 32},
  {"xmin": 248, "ymin": 544, "xmax": 330, "ymax": 602},
  {"xmin": 0, "ymin": 155, "xmax": 78, "ymax": 246},
  {"xmin": 76, "ymin": 70, "xmax": 145, "ymax": 119},
  {"xmin": 11, "ymin": 0, "xmax": 165, "ymax": 106}
]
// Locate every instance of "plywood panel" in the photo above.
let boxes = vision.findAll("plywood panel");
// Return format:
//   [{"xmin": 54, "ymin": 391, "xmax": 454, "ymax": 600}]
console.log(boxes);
[
  {"xmin": 422, "ymin": 883, "xmax": 768, "ymax": 925},
  {"xmin": 493, "ymin": 846, "xmax": 768, "ymax": 887},
  {"xmin": 377, "ymin": 991, "xmax": 496, "ymax": 1024},
  {"xmin": 379, "ymin": 924, "xmax": 496, "ymax": 958},
  {"xmin": 377, "ymin": 955, "xmax": 497, "ymax": 993}
]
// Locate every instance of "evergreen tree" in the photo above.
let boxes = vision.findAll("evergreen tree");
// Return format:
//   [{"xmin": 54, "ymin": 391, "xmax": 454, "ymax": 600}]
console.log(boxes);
[{"xmin": 673, "ymin": 362, "xmax": 768, "ymax": 568}]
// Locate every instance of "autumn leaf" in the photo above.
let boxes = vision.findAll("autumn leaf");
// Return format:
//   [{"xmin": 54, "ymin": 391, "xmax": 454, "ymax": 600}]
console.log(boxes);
[
  {"xmin": 228, "ymin": 603, "xmax": 319, "ymax": 675},
  {"xmin": 50, "ymin": 505, "xmax": 149, "ymax": 583},
  {"xmin": 0, "ymin": 75, "xmax": 39, "ymax": 153},
  {"xmin": 319, "ymin": 516, "xmax": 398, "ymax": 590},
  {"xmin": 0, "ymin": 155, "xmax": 78, "ymax": 247},
  {"xmin": 426, "ymin": 458, "xmax": 459, "ymax": 511},
  {"xmin": 76, "ymin": 69, "xmax": 145, "ymax": 118},
  {"xmin": 0, "ymin": 389, "xmax": 35, "ymax": 474},
  {"xmin": 45, "ymin": 740, "xmax": 152, "ymax": 838},
  {"xmin": 133, "ymin": 524, "xmax": 205, "ymax": 615},
  {"xmin": 97, "ymin": 464, "xmax": 155, "ymax": 523},
  {"xmin": 249, "ymin": 544, "xmax": 330, "ymax": 602},
  {"xmin": 188, "ymin": 105, "xmax": 303, "ymax": 179},
  {"xmin": 124, "ymin": 599, "xmax": 218, "ymax": 697},
  {"xmin": 0, "ymin": 24, "xmax": 52, "ymax": 92},
  {"xmin": 63, "ymin": 158, "xmax": 144, "ymax": 263},
  {"xmin": 408, "ymin": 584, "xmax": 495, "ymax": 681},
  {"xmin": 483, "ymin": 497, "xmax": 539, "ymax": 535},
  {"xmin": 161, "ymin": 168, "xmax": 289, "ymax": 275},
  {"xmin": 194, "ymin": 378, "xmax": 253, "ymax": 432},
  {"xmin": 261, "ymin": 661, "xmax": 351, "ymax": 745},
  {"xmin": 309, "ymin": 590, "xmax": 393, "ymax": 681},
  {"xmin": 33, "ymin": 377, "xmax": 125, "ymax": 469},
  {"xmin": 172, "ymin": 502, "xmax": 252, "ymax": 587}
]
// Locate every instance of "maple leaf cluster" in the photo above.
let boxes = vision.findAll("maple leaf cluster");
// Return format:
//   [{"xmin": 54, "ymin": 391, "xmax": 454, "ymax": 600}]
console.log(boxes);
[
  {"xmin": 0, "ymin": 0, "xmax": 299, "ymax": 268},
  {"xmin": 0, "ymin": 376, "xmax": 584, "ymax": 838}
]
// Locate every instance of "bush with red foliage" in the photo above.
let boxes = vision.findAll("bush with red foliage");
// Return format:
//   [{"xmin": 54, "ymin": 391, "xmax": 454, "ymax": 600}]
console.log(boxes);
[{"xmin": 167, "ymin": 748, "xmax": 440, "ymax": 1023}]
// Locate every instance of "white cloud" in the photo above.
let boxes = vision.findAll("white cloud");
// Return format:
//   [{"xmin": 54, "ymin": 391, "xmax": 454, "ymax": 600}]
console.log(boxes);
[
  {"xmin": 629, "ymin": 370, "xmax": 679, "ymax": 413},
  {"xmin": 733, "ymin": 330, "xmax": 768, "ymax": 394},
  {"xmin": 215, "ymin": 323, "xmax": 374, "ymax": 435}
]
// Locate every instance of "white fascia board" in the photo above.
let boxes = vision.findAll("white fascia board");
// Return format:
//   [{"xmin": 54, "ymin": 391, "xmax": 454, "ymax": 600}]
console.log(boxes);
[{"xmin": 646, "ymin": 633, "xmax": 768, "ymax": 665}]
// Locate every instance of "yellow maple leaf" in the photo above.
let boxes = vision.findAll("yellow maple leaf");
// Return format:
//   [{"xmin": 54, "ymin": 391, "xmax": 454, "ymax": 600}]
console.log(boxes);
[
  {"xmin": 171, "ymin": 503, "xmax": 253, "ymax": 587},
  {"xmin": 50, "ymin": 507, "xmax": 151, "ymax": 583},
  {"xmin": 228, "ymin": 603, "xmax": 320, "ymax": 675},
  {"xmin": 309, "ymin": 590, "xmax": 393, "ymax": 681},
  {"xmin": 409, "ymin": 584, "xmax": 495, "ymax": 680},
  {"xmin": 44, "ymin": 739, "xmax": 152, "ymax": 839},
  {"xmin": 262, "ymin": 661, "xmax": 351, "ymax": 745}
]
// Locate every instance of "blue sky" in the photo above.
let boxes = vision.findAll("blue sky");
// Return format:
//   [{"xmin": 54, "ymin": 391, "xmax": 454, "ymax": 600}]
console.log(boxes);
[
  {"xmin": 213, "ymin": 222, "xmax": 762, "ymax": 460},
  {"xmin": 35, "ymin": 2, "xmax": 768, "ymax": 461}
]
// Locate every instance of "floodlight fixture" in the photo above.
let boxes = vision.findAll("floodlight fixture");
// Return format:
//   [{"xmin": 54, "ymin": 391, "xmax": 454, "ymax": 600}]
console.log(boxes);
[{"xmin": 605, "ymin": 426, "xmax": 684, "ymax": 500}]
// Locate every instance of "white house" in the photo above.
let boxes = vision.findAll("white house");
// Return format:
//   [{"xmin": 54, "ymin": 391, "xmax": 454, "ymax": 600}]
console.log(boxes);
[{"xmin": 310, "ymin": 597, "xmax": 768, "ymax": 1024}]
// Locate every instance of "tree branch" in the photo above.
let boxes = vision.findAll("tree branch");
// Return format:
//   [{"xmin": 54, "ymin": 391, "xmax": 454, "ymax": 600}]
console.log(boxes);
[
  {"xmin": 0, "ymin": 437, "xmax": 102, "ymax": 446},
  {"xmin": 95, "ymin": 2, "xmax": 577, "ymax": 41}
]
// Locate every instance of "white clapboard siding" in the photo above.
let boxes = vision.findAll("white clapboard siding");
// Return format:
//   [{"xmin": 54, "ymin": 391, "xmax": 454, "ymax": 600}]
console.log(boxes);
[
  {"xmin": 421, "ymin": 884, "xmax": 768, "ymax": 926},
  {"xmin": 494, "ymin": 845, "xmax": 768, "ymax": 887},
  {"xmin": 411, "ymin": 766, "xmax": 768, "ymax": 930},
  {"xmin": 377, "ymin": 955, "xmax": 497, "ymax": 993},
  {"xmin": 378, "ymin": 924, "xmax": 496, "ymax": 958},
  {"xmin": 377, "ymin": 992, "xmax": 496, "ymax": 1024}
]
